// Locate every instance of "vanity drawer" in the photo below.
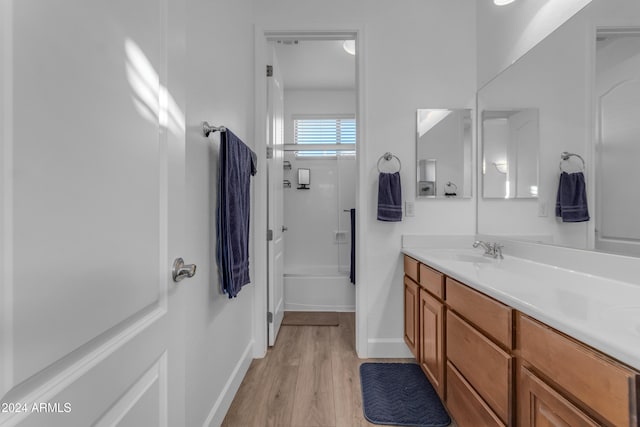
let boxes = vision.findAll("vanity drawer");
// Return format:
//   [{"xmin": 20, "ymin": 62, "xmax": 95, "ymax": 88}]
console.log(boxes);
[
  {"xmin": 446, "ymin": 361, "xmax": 505, "ymax": 427},
  {"xmin": 447, "ymin": 311, "xmax": 512, "ymax": 424},
  {"xmin": 518, "ymin": 314, "xmax": 639, "ymax": 427},
  {"xmin": 419, "ymin": 263, "xmax": 444, "ymax": 300},
  {"xmin": 446, "ymin": 277, "xmax": 513, "ymax": 349},
  {"xmin": 404, "ymin": 255, "xmax": 419, "ymax": 283}
]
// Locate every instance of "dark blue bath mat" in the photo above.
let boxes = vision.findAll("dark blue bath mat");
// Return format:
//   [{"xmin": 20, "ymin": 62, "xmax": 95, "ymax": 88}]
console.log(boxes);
[{"xmin": 360, "ymin": 363, "xmax": 450, "ymax": 427}]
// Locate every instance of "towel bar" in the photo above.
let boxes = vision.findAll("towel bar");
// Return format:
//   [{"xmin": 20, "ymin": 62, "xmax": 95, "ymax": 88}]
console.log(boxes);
[{"xmin": 203, "ymin": 121, "xmax": 227, "ymax": 137}]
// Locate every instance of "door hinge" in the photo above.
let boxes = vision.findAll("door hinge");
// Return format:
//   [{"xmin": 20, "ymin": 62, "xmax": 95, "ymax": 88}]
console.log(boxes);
[
  {"xmin": 267, "ymin": 311, "xmax": 273, "ymax": 323},
  {"xmin": 267, "ymin": 229, "xmax": 273, "ymax": 241},
  {"xmin": 266, "ymin": 65, "xmax": 273, "ymax": 77},
  {"xmin": 266, "ymin": 146, "xmax": 274, "ymax": 159}
]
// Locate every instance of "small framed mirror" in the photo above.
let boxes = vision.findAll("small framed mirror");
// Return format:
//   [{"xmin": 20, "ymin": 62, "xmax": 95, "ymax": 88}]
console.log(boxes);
[
  {"xmin": 416, "ymin": 109, "xmax": 473, "ymax": 199},
  {"xmin": 297, "ymin": 168, "xmax": 310, "ymax": 189},
  {"xmin": 481, "ymin": 109, "xmax": 539, "ymax": 199}
]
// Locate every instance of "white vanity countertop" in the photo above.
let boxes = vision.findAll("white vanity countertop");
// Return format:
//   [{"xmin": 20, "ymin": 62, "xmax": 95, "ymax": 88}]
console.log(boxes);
[{"xmin": 402, "ymin": 247, "xmax": 640, "ymax": 371}]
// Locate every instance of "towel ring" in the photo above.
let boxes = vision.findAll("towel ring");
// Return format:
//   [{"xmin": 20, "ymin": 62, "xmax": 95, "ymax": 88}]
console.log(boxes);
[
  {"xmin": 559, "ymin": 151, "xmax": 585, "ymax": 173},
  {"xmin": 377, "ymin": 152, "xmax": 402, "ymax": 173}
]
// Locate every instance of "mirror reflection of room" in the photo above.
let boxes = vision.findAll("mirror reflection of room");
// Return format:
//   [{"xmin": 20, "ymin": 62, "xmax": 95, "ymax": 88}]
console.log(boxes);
[
  {"xmin": 416, "ymin": 108, "xmax": 472, "ymax": 199},
  {"xmin": 482, "ymin": 109, "xmax": 539, "ymax": 199},
  {"xmin": 477, "ymin": 1, "xmax": 640, "ymax": 258}
]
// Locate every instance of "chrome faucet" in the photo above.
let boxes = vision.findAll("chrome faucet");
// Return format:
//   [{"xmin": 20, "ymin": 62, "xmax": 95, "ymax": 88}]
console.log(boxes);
[{"xmin": 473, "ymin": 240, "xmax": 504, "ymax": 259}]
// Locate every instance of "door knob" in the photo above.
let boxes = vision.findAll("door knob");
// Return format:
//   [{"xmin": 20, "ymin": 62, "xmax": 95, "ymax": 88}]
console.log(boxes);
[
  {"xmin": 172, "ymin": 258, "xmax": 197, "ymax": 282},
  {"xmin": 282, "ymin": 226, "xmax": 288, "ymax": 232}
]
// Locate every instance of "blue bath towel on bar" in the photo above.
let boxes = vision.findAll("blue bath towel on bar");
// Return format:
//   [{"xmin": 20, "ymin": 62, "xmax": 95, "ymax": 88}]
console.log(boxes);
[
  {"xmin": 555, "ymin": 171, "xmax": 590, "ymax": 222},
  {"xmin": 216, "ymin": 129, "xmax": 257, "ymax": 298},
  {"xmin": 378, "ymin": 172, "xmax": 402, "ymax": 222}
]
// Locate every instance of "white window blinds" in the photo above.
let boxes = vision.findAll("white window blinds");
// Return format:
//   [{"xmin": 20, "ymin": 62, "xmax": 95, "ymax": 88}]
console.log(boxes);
[{"xmin": 293, "ymin": 116, "xmax": 356, "ymax": 157}]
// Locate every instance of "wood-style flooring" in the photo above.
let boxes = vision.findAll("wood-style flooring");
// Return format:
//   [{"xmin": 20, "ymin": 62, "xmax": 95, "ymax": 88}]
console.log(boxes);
[
  {"xmin": 222, "ymin": 312, "xmax": 456, "ymax": 427},
  {"xmin": 281, "ymin": 311, "xmax": 339, "ymax": 326}
]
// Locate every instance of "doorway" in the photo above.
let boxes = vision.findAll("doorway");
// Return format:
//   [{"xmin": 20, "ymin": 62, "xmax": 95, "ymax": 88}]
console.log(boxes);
[
  {"xmin": 254, "ymin": 29, "xmax": 364, "ymax": 355},
  {"xmin": 594, "ymin": 28, "xmax": 640, "ymax": 257}
]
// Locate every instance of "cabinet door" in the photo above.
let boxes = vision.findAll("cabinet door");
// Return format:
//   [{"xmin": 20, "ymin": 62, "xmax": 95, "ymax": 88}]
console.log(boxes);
[
  {"xmin": 404, "ymin": 276, "xmax": 420, "ymax": 359},
  {"xmin": 420, "ymin": 289, "xmax": 445, "ymax": 399},
  {"xmin": 519, "ymin": 366, "xmax": 600, "ymax": 427}
]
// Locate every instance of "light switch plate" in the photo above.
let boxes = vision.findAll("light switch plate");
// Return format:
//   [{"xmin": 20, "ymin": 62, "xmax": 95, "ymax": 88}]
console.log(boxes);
[
  {"xmin": 405, "ymin": 201, "xmax": 415, "ymax": 217},
  {"xmin": 538, "ymin": 200, "xmax": 548, "ymax": 217}
]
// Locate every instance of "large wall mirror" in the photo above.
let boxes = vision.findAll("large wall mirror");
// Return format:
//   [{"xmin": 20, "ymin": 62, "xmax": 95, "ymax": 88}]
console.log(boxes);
[
  {"xmin": 477, "ymin": 0, "xmax": 640, "ymax": 257},
  {"xmin": 416, "ymin": 108, "xmax": 472, "ymax": 199}
]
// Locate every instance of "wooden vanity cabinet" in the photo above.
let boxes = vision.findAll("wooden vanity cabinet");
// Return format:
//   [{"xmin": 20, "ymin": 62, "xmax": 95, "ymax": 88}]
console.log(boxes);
[
  {"xmin": 446, "ymin": 279, "xmax": 514, "ymax": 426},
  {"xmin": 404, "ymin": 255, "xmax": 419, "ymax": 283},
  {"xmin": 403, "ymin": 274, "xmax": 420, "ymax": 360},
  {"xmin": 403, "ymin": 255, "xmax": 446, "ymax": 398},
  {"xmin": 419, "ymin": 289, "xmax": 445, "ymax": 398},
  {"xmin": 518, "ymin": 365, "xmax": 600, "ymax": 427},
  {"xmin": 403, "ymin": 255, "xmax": 640, "ymax": 427},
  {"xmin": 517, "ymin": 314, "xmax": 640, "ymax": 427}
]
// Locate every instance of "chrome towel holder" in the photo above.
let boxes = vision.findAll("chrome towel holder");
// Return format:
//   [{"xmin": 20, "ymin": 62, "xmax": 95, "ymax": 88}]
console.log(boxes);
[
  {"xmin": 203, "ymin": 121, "xmax": 227, "ymax": 137},
  {"xmin": 559, "ymin": 151, "xmax": 585, "ymax": 173},
  {"xmin": 377, "ymin": 152, "xmax": 402, "ymax": 173}
]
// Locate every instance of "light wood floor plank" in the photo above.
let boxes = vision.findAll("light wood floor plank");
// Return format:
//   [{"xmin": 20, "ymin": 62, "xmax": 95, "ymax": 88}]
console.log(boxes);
[
  {"xmin": 264, "ymin": 364, "xmax": 298, "ymax": 427},
  {"xmin": 222, "ymin": 312, "xmax": 455, "ymax": 427},
  {"xmin": 291, "ymin": 326, "xmax": 336, "ymax": 426},
  {"xmin": 221, "ymin": 356, "xmax": 272, "ymax": 427}
]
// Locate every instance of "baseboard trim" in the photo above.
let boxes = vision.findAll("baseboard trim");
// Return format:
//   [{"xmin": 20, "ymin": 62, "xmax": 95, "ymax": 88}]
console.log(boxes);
[
  {"xmin": 203, "ymin": 340, "xmax": 254, "ymax": 427},
  {"xmin": 367, "ymin": 338, "xmax": 414, "ymax": 359}
]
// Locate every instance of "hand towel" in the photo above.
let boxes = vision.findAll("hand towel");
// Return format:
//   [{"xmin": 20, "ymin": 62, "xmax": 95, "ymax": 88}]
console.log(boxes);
[
  {"xmin": 377, "ymin": 172, "xmax": 402, "ymax": 222},
  {"xmin": 555, "ymin": 171, "xmax": 590, "ymax": 222},
  {"xmin": 216, "ymin": 129, "xmax": 257, "ymax": 298}
]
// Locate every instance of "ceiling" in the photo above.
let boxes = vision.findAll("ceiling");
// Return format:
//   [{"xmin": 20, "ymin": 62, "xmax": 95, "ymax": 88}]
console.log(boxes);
[{"xmin": 273, "ymin": 39, "xmax": 356, "ymax": 91}]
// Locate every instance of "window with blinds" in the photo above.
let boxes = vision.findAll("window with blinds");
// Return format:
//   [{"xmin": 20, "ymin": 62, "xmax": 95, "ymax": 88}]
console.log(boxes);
[{"xmin": 293, "ymin": 116, "xmax": 356, "ymax": 157}]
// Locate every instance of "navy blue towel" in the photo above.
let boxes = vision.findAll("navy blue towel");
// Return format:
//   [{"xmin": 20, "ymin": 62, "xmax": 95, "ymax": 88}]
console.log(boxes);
[
  {"xmin": 555, "ymin": 171, "xmax": 590, "ymax": 222},
  {"xmin": 216, "ymin": 130, "xmax": 257, "ymax": 298},
  {"xmin": 350, "ymin": 208, "xmax": 356, "ymax": 284},
  {"xmin": 377, "ymin": 172, "xmax": 402, "ymax": 222}
]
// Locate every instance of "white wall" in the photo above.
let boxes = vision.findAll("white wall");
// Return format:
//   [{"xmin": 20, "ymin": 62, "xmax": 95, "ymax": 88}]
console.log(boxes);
[
  {"xmin": 477, "ymin": 0, "xmax": 592, "ymax": 87},
  {"xmin": 255, "ymin": 0, "xmax": 477, "ymax": 357},
  {"xmin": 184, "ymin": 0, "xmax": 256, "ymax": 425}
]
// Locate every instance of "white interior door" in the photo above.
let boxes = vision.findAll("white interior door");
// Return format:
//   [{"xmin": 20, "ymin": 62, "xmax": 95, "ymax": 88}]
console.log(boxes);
[
  {"xmin": 508, "ymin": 109, "xmax": 539, "ymax": 198},
  {"xmin": 596, "ymin": 35, "xmax": 640, "ymax": 257},
  {"xmin": 267, "ymin": 46, "xmax": 285, "ymax": 346},
  {"xmin": 1, "ymin": 1, "xmax": 187, "ymax": 426}
]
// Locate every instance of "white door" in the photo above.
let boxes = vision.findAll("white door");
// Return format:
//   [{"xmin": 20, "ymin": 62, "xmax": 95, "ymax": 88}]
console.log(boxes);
[
  {"xmin": 1, "ymin": 1, "xmax": 187, "ymax": 426},
  {"xmin": 508, "ymin": 109, "xmax": 539, "ymax": 198},
  {"xmin": 267, "ymin": 46, "xmax": 285, "ymax": 346},
  {"xmin": 596, "ymin": 34, "xmax": 640, "ymax": 256}
]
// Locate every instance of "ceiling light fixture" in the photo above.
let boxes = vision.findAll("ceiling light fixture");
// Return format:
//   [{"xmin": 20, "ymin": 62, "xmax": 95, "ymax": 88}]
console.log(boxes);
[
  {"xmin": 343, "ymin": 40, "xmax": 356, "ymax": 55},
  {"xmin": 492, "ymin": 162, "xmax": 508, "ymax": 174},
  {"xmin": 494, "ymin": 0, "xmax": 516, "ymax": 5}
]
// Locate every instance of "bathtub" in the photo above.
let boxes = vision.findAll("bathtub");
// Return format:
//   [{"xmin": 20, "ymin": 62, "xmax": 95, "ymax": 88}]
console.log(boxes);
[{"xmin": 284, "ymin": 265, "xmax": 355, "ymax": 312}]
